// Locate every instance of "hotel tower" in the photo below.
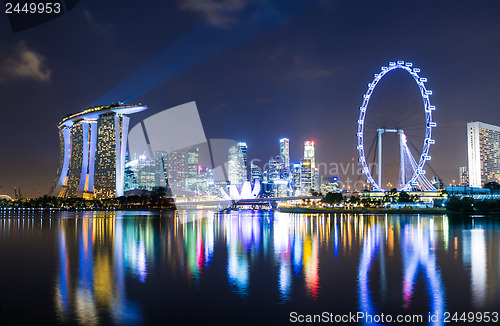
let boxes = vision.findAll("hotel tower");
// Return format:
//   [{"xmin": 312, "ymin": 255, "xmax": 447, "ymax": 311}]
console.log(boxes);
[
  {"xmin": 51, "ymin": 103, "xmax": 147, "ymax": 199},
  {"xmin": 467, "ymin": 121, "xmax": 500, "ymax": 187}
]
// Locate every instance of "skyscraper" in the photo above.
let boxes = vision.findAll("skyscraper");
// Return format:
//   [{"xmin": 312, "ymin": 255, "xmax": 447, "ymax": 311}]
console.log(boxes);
[
  {"xmin": 185, "ymin": 147, "xmax": 199, "ymax": 191},
  {"xmin": 268, "ymin": 156, "xmax": 283, "ymax": 181},
  {"xmin": 459, "ymin": 166, "xmax": 469, "ymax": 186},
  {"xmin": 279, "ymin": 138, "xmax": 290, "ymax": 172},
  {"xmin": 228, "ymin": 142, "xmax": 248, "ymax": 187},
  {"xmin": 467, "ymin": 121, "xmax": 500, "ymax": 187},
  {"xmin": 300, "ymin": 158, "xmax": 312, "ymax": 195},
  {"xmin": 52, "ymin": 103, "xmax": 147, "ymax": 199},
  {"xmin": 303, "ymin": 140, "xmax": 317, "ymax": 193},
  {"xmin": 292, "ymin": 163, "xmax": 301, "ymax": 196},
  {"xmin": 304, "ymin": 140, "xmax": 315, "ymax": 169},
  {"xmin": 167, "ymin": 151, "xmax": 186, "ymax": 189}
]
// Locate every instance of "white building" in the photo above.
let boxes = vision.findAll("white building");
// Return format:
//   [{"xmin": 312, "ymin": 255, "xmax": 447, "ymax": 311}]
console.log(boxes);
[{"xmin": 467, "ymin": 122, "xmax": 500, "ymax": 187}]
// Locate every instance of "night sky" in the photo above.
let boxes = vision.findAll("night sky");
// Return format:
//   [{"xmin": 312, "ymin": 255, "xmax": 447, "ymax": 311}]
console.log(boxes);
[{"xmin": 1, "ymin": 0, "xmax": 500, "ymax": 197}]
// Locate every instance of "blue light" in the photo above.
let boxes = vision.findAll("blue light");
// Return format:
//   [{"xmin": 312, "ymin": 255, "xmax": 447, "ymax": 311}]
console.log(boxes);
[
  {"xmin": 413, "ymin": 68, "xmax": 420, "ymax": 73},
  {"xmin": 420, "ymin": 77, "xmax": 427, "ymax": 82},
  {"xmin": 333, "ymin": 177, "xmax": 338, "ymax": 182}
]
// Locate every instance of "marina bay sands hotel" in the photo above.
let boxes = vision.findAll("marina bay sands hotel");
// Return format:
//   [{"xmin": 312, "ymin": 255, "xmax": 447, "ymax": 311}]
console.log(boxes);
[{"xmin": 51, "ymin": 103, "xmax": 147, "ymax": 199}]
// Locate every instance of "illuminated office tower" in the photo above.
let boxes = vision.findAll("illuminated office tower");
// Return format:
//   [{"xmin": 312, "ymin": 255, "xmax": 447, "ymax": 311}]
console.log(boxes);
[
  {"xmin": 167, "ymin": 151, "xmax": 186, "ymax": 189},
  {"xmin": 185, "ymin": 147, "xmax": 199, "ymax": 191},
  {"xmin": 280, "ymin": 138, "xmax": 290, "ymax": 177},
  {"xmin": 304, "ymin": 140, "xmax": 315, "ymax": 169},
  {"xmin": 300, "ymin": 158, "xmax": 312, "ymax": 195},
  {"xmin": 52, "ymin": 103, "xmax": 147, "ymax": 199},
  {"xmin": 155, "ymin": 150, "xmax": 168, "ymax": 188},
  {"xmin": 268, "ymin": 156, "xmax": 283, "ymax": 181},
  {"xmin": 292, "ymin": 163, "xmax": 301, "ymax": 195},
  {"xmin": 228, "ymin": 142, "xmax": 248, "ymax": 187},
  {"xmin": 251, "ymin": 162, "xmax": 262, "ymax": 184},
  {"xmin": 459, "ymin": 166, "xmax": 469, "ymax": 186},
  {"xmin": 467, "ymin": 121, "xmax": 500, "ymax": 187}
]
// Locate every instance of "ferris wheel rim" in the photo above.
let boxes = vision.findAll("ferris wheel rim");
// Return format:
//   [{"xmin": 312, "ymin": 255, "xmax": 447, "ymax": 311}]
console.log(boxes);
[{"xmin": 356, "ymin": 61, "xmax": 435, "ymax": 192}]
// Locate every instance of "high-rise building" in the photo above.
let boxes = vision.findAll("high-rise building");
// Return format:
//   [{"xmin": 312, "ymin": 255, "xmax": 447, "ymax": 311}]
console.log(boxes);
[
  {"xmin": 155, "ymin": 151, "xmax": 167, "ymax": 188},
  {"xmin": 303, "ymin": 140, "xmax": 317, "ymax": 193},
  {"xmin": 279, "ymin": 138, "xmax": 290, "ymax": 177},
  {"xmin": 431, "ymin": 176, "xmax": 444, "ymax": 190},
  {"xmin": 459, "ymin": 166, "xmax": 469, "ymax": 186},
  {"xmin": 238, "ymin": 142, "xmax": 248, "ymax": 179},
  {"xmin": 51, "ymin": 103, "xmax": 147, "ymax": 199},
  {"xmin": 268, "ymin": 156, "xmax": 283, "ymax": 181},
  {"xmin": 304, "ymin": 140, "xmax": 315, "ymax": 169},
  {"xmin": 251, "ymin": 162, "xmax": 262, "ymax": 184},
  {"xmin": 228, "ymin": 143, "xmax": 247, "ymax": 187},
  {"xmin": 292, "ymin": 163, "xmax": 301, "ymax": 196},
  {"xmin": 467, "ymin": 121, "xmax": 500, "ymax": 187},
  {"xmin": 300, "ymin": 158, "xmax": 312, "ymax": 195},
  {"xmin": 167, "ymin": 151, "xmax": 186, "ymax": 189},
  {"xmin": 185, "ymin": 147, "xmax": 199, "ymax": 191}
]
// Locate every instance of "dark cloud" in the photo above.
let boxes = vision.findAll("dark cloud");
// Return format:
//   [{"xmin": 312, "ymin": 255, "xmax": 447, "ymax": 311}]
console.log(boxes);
[
  {"xmin": 178, "ymin": 0, "xmax": 247, "ymax": 27},
  {"xmin": 83, "ymin": 10, "xmax": 114, "ymax": 36},
  {"xmin": 0, "ymin": 41, "xmax": 51, "ymax": 82}
]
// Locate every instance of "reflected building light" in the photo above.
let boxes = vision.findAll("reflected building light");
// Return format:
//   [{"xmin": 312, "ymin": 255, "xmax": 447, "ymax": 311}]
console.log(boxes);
[
  {"xmin": 303, "ymin": 235, "xmax": 319, "ymax": 300},
  {"xmin": 442, "ymin": 216, "xmax": 449, "ymax": 251},
  {"xmin": 55, "ymin": 225, "xmax": 70, "ymax": 322},
  {"xmin": 470, "ymin": 229, "xmax": 487, "ymax": 308},
  {"xmin": 204, "ymin": 217, "xmax": 215, "ymax": 267},
  {"xmin": 293, "ymin": 236, "xmax": 303, "ymax": 276},
  {"xmin": 279, "ymin": 263, "xmax": 292, "ymax": 302},
  {"xmin": 333, "ymin": 217, "xmax": 339, "ymax": 258},
  {"xmin": 196, "ymin": 229, "xmax": 204, "ymax": 271},
  {"xmin": 227, "ymin": 245, "xmax": 249, "ymax": 297},
  {"xmin": 136, "ymin": 240, "xmax": 147, "ymax": 283}
]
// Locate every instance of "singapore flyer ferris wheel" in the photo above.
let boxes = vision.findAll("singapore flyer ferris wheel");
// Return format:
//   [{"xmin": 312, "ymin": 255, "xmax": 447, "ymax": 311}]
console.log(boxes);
[{"xmin": 356, "ymin": 61, "xmax": 436, "ymax": 192}]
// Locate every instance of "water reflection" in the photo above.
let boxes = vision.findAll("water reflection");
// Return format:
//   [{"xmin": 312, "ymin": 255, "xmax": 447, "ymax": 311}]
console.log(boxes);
[{"xmin": 1, "ymin": 210, "xmax": 499, "ymax": 325}]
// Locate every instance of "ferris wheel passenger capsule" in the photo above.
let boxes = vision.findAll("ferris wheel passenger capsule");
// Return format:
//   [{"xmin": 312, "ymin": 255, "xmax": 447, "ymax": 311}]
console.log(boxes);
[
  {"xmin": 389, "ymin": 62, "xmax": 396, "ymax": 66},
  {"xmin": 420, "ymin": 78, "xmax": 427, "ymax": 82},
  {"xmin": 397, "ymin": 60, "xmax": 404, "ymax": 65},
  {"xmin": 413, "ymin": 68, "xmax": 420, "ymax": 73},
  {"xmin": 405, "ymin": 62, "xmax": 413, "ymax": 67}
]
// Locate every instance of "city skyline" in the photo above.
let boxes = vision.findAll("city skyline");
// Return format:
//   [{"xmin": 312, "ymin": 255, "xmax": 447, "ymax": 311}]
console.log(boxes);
[{"xmin": 1, "ymin": 1, "xmax": 500, "ymax": 197}]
